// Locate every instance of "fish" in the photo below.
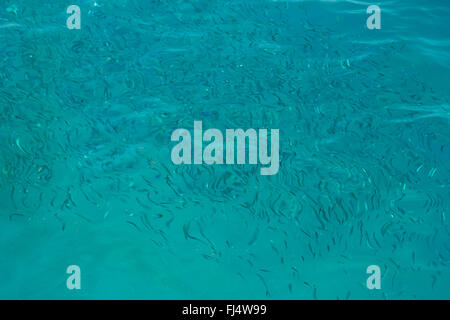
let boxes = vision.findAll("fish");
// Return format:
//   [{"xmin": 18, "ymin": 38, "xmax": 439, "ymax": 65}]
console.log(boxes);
[{"xmin": 183, "ymin": 222, "xmax": 208, "ymax": 245}]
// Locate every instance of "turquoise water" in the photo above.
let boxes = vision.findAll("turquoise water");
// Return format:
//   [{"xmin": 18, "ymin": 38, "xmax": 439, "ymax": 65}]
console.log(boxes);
[{"xmin": 0, "ymin": 0, "xmax": 449, "ymax": 299}]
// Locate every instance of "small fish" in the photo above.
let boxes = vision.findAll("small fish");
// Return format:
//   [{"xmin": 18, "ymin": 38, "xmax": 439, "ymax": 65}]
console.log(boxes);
[
  {"xmin": 126, "ymin": 220, "xmax": 141, "ymax": 232},
  {"xmin": 55, "ymin": 213, "xmax": 65, "ymax": 231},
  {"xmin": 248, "ymin": 227, "xmax": 259, "ymax": 246},
  {"xmin": 183, "ymin": 222, "xmax": 207, "ymax": 245},
  {"xmin": 256, "ymin": 273, "xmax": 270, "ymax": 297},
  {"xmin": 345, "ymin": 291, "xmax": 351, "ymax": 300},
  {"xmin": 15, "ymin": 138, "xmax": 28, "ymax": 155}
]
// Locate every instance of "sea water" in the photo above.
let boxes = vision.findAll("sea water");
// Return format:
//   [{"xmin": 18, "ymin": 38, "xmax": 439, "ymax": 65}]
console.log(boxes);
[{"xmin": 0, "ymin": 0, "xmax": 449, "ymax": 299}]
